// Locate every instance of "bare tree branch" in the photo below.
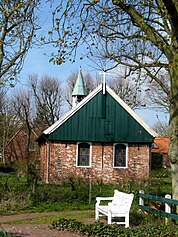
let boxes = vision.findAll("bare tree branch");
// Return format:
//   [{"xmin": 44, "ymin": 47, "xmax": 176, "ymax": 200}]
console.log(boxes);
[{"xmin": 0, "ymin": 0, "xmax": 40, "ymax": 85}]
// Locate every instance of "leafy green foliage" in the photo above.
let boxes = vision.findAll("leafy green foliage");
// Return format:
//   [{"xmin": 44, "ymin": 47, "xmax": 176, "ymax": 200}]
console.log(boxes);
[
  {"xmin": 151, "ymin": 153, "xmax": 163, "ymax": 170},
  {"xmin": 0, "ymin": 230, "xmax": 20, "ymax": 237},
  {"xmin": 0, "ymin": 163, "xmax": 16, "ymax": 173},
  {"xmin": 0, "ymin": 169, "xmax": 172, "ymax": 214},
  {"xmin": 50, "ymin": 218, "xmax": 177, "ymax": 237}
]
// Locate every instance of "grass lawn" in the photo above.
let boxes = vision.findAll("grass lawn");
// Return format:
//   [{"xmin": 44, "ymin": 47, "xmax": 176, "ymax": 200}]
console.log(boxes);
[
  {"xmin": 0, "ymin": 211, "xmax": 95, "ymax": 225},
  {"xmin": 0, "ymin": 167, "xmax": 174, "ymax": 236}
]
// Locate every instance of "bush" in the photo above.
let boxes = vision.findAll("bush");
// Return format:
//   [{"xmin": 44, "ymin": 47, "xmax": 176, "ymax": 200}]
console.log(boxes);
[
  {"xmin": 0, "ymin": 230, "xmax": 20, "ymax": 237},
  {"xmin": 151, "ymin": 153, "xmax": 163, "ymax": 170},
  {"xmin": 0, "ymin": 163, "xmax": 15, "ymax": 173},
  {"xmin": 50, "ymin": 218, "xmax": 178, "ymax": 237}
]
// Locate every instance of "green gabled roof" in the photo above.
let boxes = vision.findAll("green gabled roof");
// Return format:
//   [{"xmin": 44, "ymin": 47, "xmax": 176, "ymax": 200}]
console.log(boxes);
[
  {"xmin": 40, "ymin": 84, "xmax": 157, "ymax": 143},
  {"xmin": 72, "ymin": 68, "xmax": 87, "ymax": 96}
]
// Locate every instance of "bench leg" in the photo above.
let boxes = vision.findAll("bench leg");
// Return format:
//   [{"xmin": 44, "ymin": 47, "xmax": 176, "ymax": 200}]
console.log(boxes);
[
  {"xmin": 95, "ymin": 208, "xmax": 99, "ymax": 221},
  {"xmin": 108, "ymin": 210, "xmax": 112, "ymax": 224},
  {"xmin": 125, "ymin": 214, "xmax": 129, "ymax": 228}
]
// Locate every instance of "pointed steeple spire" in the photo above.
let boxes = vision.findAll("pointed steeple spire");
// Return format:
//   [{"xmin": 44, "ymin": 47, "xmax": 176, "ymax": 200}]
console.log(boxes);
[
  {"xmin": 72, "ymin": 67, "xmax": 87, "ymax": 108},
  {"xmin": 72, "ymin": 67, "xmax": 87, "ymax": 96}
]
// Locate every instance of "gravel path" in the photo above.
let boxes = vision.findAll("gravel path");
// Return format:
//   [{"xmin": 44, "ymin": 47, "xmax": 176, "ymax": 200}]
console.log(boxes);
[
  {"xmin": 0, "ymin": 211, "xmax": 93, "ymax": 237},
  {"xmin": 0, "ymin": 224, "xmax": 82, "ymax": 237}
]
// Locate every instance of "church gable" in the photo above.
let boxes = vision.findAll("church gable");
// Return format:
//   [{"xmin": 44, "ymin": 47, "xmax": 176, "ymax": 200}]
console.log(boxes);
[
  {"xmin": 38, "ymin": 83, "xmax": 157, "ymax": 184},
  {"xmin": 45, "ymin": 85, "xmax": 156, "ymax": 143}
]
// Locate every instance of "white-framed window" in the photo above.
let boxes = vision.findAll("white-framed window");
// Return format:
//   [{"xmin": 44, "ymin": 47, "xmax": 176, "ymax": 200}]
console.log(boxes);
[
  {"xmin": 151, "ymin": 143, "xmax": 158, "ymax": 149},
  {"xmin": 76, "ymin": 142, "xmax": 92, "ymax": 167},
  {"xmin": 113, "ymin": 143, "xmax": 128, "ymax": 168}
]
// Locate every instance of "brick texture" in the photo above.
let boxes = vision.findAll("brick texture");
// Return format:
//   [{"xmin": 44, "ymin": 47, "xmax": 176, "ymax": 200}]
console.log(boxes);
[{"xmin": 40, "ymin": 142, "xmax": 151, "ymax": 183}]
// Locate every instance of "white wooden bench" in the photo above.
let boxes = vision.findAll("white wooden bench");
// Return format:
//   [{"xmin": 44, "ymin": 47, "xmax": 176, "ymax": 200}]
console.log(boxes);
[{"xmin": 95, "ymin": 190, "xmax": 134, "ymax": 227}]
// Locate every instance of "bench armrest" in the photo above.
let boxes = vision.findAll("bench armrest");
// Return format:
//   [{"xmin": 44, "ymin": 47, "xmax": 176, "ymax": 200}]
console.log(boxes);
[{"xmin": 96, "ymin": 197, "xmax": 113, "ymax": 206}]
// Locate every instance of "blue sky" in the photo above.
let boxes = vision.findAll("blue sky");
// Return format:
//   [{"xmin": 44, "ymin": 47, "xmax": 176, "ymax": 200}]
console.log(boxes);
[{"xmin": 18, "ymin": 46, "xmax": 93, "ymax": 85}]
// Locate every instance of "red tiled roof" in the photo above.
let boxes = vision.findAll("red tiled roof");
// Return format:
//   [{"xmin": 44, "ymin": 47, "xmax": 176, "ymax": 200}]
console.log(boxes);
[{"xmin": 152, "ymin": 136, "xmax": 170, "ymax": 154}]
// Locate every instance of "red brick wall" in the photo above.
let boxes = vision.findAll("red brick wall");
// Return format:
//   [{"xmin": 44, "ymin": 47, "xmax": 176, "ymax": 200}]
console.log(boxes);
[
  {"xmin": 40, "ymin": 142, "xmax": 151, "ymax": 183},
  {"xmin": 6, "ymin": 130, "xmax": 39, "ymax": 163}
]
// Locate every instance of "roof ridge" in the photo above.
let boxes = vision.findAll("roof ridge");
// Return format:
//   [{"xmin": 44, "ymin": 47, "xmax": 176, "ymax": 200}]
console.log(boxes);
[
  {"xmin": 43, "ymin": 84, "xmax": 157, "ymax": 137},
  {"xmin": 43, "ymin": 84, "xmax": 102, "ymax": 135}
]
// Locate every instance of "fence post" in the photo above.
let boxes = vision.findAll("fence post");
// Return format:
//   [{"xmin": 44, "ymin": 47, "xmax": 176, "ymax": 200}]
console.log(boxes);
[
  {"xmin": 139, "ymin": 190, "xmax": 144, "ymax": 209},
  {"xmin": 165, "ymin": 194, "xmax": 171, "ymax": 224}
]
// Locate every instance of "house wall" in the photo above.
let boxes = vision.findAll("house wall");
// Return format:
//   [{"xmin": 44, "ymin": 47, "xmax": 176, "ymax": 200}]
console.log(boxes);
[
  {"xmin": 5, "ymin": 130, "xmax": 39, "ymax": 163},
  {"xmin": 40, "ymin": 141, "xmax": 151, "ymax": 183},
  {"xmin": 6, "ymin": 131, "xmax": 27, "ymax": 161}
]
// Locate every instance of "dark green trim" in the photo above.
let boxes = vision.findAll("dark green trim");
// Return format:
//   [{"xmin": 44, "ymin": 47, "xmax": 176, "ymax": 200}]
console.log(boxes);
[
  {"xmin": 139, "ymin": 193, "xmax": 178, "ymax": 205},
  {"xmin": 101, "ymin": 92, "xmax": 106, "ymax": 119},
  {"xmin": 139, "ymin": 205, "xmax": 178, "ymax": 221}
]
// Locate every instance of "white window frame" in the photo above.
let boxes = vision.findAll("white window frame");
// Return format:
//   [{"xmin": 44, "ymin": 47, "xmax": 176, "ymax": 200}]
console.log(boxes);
[
  {"xmin": 76, "ymin": 142, "xmax": 92, "ymax": 167},
  {"xmin": 113, "ymin": 143, "xmax": 128, "ymax": 168}
]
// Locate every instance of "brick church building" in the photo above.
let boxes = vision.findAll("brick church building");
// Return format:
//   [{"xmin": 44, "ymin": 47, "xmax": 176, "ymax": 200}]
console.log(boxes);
[{"xmin": 37, "ymin": 68, "xmax": 157, "ymax": 184}]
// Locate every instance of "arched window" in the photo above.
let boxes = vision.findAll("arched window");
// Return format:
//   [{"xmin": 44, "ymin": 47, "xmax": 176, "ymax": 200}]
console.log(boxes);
[
  {"xmin": 114, "ymin": 143, "xmax": 128, "ymax": 168},
  {"xmin": 77, "ymin": 142, "xmax": 91, "ymax": 167}
]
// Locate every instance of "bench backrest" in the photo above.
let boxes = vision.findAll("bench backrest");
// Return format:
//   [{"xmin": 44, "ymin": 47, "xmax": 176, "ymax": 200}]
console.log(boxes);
[{"xmin": 110, "ymin": 190, "xmax": 134, "ymax": 213}]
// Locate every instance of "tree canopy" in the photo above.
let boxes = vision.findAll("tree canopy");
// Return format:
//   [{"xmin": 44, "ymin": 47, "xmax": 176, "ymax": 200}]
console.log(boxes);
[
  {"xmin": 0, "ymin": 0, "xmax": 40, "ymax": 86},
  {"xmin": 46, "ymin": 0, "xmax": 172, "ymax": 108}
]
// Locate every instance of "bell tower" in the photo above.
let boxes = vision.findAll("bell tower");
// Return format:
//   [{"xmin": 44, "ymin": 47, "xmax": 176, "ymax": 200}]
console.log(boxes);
[{"xmin": 72, "ymin": 67, "xmax": 87, "ymax": 108}]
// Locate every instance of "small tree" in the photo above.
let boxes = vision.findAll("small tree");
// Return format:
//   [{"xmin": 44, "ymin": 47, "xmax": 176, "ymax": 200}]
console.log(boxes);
[
  {"xmin": 108, "ymin": 67, "xmax": 144, "ymax": 110},
  {"xmin": 0, "ymin": 89, "xmax": 20, "ymax": 163},
  {"xmin": 145, "ymin": 73, "xmax": 170, "ymax": 112},
  {"xmin": 152, "ymin": 120, "xmax": 169, "ymax": 136},
  {"xmin": 12, "ymin": 89, "xmax": 38, "ymax": 187},
  {"xmin": 28, "ymin": 74, "xmax": 63, "ymax": 132}
]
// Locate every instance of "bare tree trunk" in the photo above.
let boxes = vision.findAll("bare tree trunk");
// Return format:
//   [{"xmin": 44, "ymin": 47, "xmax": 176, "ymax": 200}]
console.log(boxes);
[
  {"xmin": 169, "ymin": 52, "xmax": 178, "ymax": 205},
  {"xmin": 2, "ymin": 121, "xmax": 9, "ymax": 164},
  {"xmin": 170, "ymin": 164, "xmax": 178, "ymax": 199},
  {"xmin": 2, "ymin": 134, "xmax": 6, "ymax": 164}
]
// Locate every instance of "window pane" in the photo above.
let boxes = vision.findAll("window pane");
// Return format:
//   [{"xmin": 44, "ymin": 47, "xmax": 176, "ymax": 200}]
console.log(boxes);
[
  {"xmin": 78, "ymin": 143, "xmax": 90, "ymax": 166},
  {"xmin": 114, "ymin": 144, "xmax": 126, "ymax": 167}
]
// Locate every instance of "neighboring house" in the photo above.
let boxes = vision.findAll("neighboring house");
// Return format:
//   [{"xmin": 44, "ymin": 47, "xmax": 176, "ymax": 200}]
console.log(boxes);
[
  {"xmin": 151, "ymin": 136, "xmax": 170, "ymax": 168},
  {"xmin": 37, "ymin": 69, "xmax": 157, "ymax": 184},
  {"xmin": 5, "ymin": 126, "xmax": 39, "ymax": 162}
]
